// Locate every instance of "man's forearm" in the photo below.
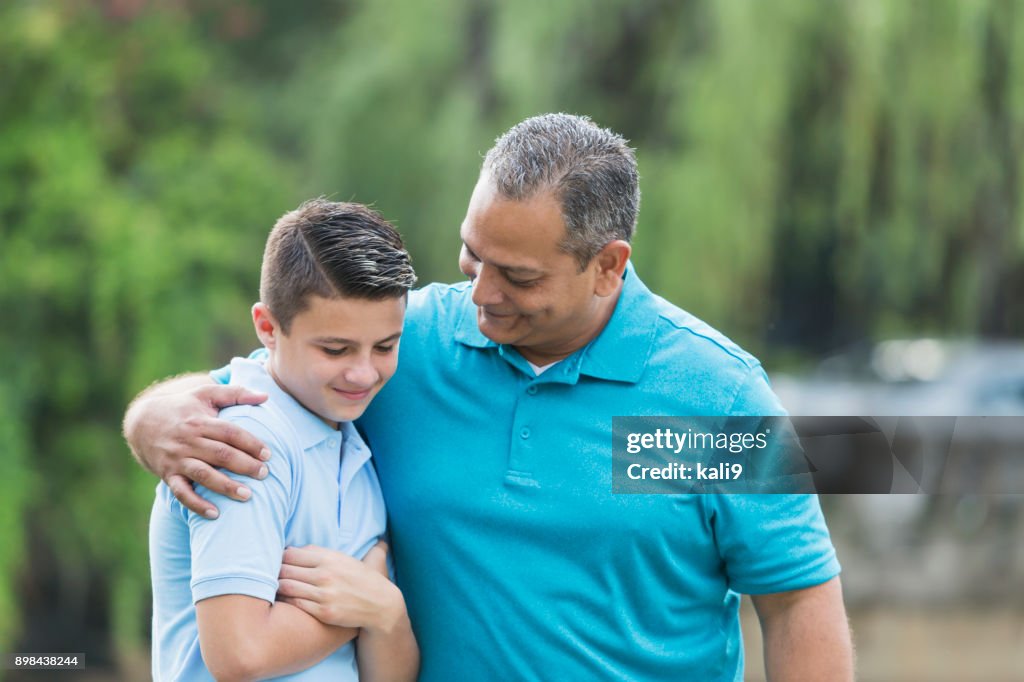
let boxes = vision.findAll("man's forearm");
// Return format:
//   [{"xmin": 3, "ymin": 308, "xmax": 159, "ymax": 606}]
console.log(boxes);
[{"xmin": 753, "ymin": 577, "xmax": 854, "ymax": 681}]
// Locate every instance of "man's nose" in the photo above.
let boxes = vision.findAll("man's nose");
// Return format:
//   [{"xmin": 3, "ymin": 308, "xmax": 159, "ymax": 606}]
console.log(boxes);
[{"xmin": 470, "ymin": 263, "xmax": 503, "ymax": 306}]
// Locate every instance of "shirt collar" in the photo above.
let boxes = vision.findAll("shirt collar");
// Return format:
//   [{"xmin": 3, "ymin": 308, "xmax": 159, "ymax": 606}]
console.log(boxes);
[
  {"xmin": 453, "ymin": 285, "xmax": 496, "ymax": 349},
  {"xmin": 229, "ymin": 357, "xmax": 339, "ymax": 450},
  {"xmin": 452, "ymin": 262, "xmax": 658, "ymax": 385},
  {"xmin": 574, "ymin": 263, "xmax": 658, "ymax": 384}
]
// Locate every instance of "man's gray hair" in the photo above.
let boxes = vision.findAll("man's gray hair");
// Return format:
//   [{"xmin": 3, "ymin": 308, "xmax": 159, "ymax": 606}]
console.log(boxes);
[{"xmin": 482, "ymin": 113, "xmax": 640, "ymax": 270}]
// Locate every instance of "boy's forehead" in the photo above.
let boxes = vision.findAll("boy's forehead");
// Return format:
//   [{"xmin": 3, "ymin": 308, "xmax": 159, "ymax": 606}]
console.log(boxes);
[{"xmin": 291, "ymin": 294, "xmax": 405, "ymax": 335}]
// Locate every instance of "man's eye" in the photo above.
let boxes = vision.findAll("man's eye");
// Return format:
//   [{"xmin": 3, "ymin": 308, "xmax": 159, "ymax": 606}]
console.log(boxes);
[
  {"xmin": 375, "ymin": 345, "xmax": 396, "ymax": 354},
  {"xmin": 508, "ymin": 278, "xmax": 538, "ymax": 288},
  {"xmin": 323, "ymin": 347, "xmax": 349, "ymax": 356}
]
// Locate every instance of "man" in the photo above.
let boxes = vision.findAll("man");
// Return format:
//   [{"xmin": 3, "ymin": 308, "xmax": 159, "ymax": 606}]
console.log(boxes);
[{"xmin": 126, "ymin": 113, "xmax": 854, "ymax": 680}]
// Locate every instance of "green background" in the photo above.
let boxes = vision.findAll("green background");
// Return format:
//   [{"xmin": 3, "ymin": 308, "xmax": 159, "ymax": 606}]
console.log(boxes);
[{"xmin": 2, "ymin": 0, "xmax": 1022, "ymax": 678}]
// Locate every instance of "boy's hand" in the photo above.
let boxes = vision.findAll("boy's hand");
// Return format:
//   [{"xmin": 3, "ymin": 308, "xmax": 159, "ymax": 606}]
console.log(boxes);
[
  {"xmin": 124, "ymin": 380, "xmax": 270, "ymax": 518},
  {"xmin": 277, "ymin": 542, "xmax": 408, "ymax": 634}
]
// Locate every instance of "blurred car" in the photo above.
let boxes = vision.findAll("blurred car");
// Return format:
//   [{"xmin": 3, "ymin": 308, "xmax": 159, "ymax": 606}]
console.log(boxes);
[{"xmin": 771, "ymin": 339, "xmax": 1024, "ymax": 417}]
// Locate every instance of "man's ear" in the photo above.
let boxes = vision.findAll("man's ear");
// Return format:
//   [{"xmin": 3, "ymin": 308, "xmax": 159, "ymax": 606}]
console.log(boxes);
[
  {"xmin": 592, "ymin": 240, "xmax": 631, "ymax": 297},
  {"xmin": 252, "ymin": 302, "xmax": 280, "ymax": 349}
]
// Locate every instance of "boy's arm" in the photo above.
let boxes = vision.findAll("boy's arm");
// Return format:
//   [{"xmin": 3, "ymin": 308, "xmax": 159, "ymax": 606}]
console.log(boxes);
[
  {"xmin": 196, "ymin": 595, "xmax": 357, "ymax": 682},
  {"xmin": 278, "ymin": 544, "xmax": 419, "ymax": 682},
  {"xmin": 183, "ymin": 416, "xmax": 363, "ymax": 680},
  {"xmin": 355, "ymin": 595, "xmax": 419, "ymax": 682},
  {"xmin": 123, "ymin": 372, "xmax": 269, "ymax": 518}
]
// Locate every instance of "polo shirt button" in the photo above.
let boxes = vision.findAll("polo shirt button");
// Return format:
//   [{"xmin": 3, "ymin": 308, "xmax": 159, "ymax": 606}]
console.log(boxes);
[
  {"xmin": 526, "ymin": 385, "xmax": 538, "ymax": 395},
  {"xmin": 520, "ymin": 427, "xmax": 531, "ymax": 439},
  {"xmin": 328, "ymin": 437, "xmax": 339, "ymax": 448}
]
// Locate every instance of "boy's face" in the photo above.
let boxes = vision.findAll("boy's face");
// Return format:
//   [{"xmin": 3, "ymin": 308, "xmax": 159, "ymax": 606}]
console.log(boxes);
[{"xmin": 253, "ymin": 294, "xmax": 405, "ymax": 427}]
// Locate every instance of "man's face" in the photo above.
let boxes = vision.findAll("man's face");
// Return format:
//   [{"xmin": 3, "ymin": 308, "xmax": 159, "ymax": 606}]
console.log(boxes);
[
  {"xmin": 256, "ymin": 295, "xmax": 405, "ymax": 427},
  {"xmin": 458, "ymin": 174, "xmax": 607, "ymax": 363}
]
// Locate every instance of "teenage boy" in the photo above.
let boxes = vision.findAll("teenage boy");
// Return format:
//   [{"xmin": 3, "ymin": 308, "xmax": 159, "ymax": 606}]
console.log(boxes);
[{"xmin": 148, "ymin": 199, "xmax": 419, "ymax": 681}]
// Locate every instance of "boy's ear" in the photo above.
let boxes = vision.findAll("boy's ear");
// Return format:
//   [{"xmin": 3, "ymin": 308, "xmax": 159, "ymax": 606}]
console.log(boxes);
[{"xmin": 252, "ymin": 303, "xmax": 279, "ymax": 349}]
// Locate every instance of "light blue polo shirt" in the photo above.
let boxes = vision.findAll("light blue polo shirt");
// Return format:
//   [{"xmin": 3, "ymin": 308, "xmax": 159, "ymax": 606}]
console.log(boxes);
[
  {"xmin": 355, "ymin": 264, "xmax": 840, "ymax": 681},
  {"xmin": 150, "ymin": 357, "xmax": 387, "ymax": 681}
]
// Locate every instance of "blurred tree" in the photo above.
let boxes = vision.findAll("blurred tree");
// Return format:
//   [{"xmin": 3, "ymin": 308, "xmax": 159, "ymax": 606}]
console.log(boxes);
[
  {"xmin": 275, "ymin": 0, "xmax": 1024, "ymax": 358},
  {"xmin": 0, "ymin": 0, "xmax": 297, "ymax": 672}
]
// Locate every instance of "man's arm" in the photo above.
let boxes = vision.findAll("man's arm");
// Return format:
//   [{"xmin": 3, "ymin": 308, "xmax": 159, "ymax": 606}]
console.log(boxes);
[
  {"xmin": 123, "ymin": 373, "xmax": 269, "ymax": 518},
  {"xmin": 750, "ymin": 576, "xmax": 854, "ymax": 682},
  {"xmin": 196, "ymin": 594, "xmax": 357, "ymax": 682}
]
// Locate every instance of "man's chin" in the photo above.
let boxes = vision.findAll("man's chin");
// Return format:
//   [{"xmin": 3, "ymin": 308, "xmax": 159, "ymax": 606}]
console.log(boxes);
[
  {"xmin": 478, "ymin": 310, "xmax": 524, "ymax": 337},
  {"xmin": 478, "ymin": 321, "xmax": 524, "ymax": 346}
]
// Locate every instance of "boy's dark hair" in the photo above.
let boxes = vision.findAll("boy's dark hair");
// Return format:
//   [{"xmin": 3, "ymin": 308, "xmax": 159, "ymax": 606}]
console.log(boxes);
[{"xmin": 260, "ymin": 198, "xmax": 416, "ymax": 333}]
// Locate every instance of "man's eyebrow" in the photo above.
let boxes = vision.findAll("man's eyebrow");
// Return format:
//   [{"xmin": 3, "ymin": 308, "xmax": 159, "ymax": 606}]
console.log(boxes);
[
  {"xmin": 461, "ymin": 241, "xmax": 543, "ymax": 276},
  {"xmin": 312, "ymin": 332, "xmax": 403, "ymax": 345}
]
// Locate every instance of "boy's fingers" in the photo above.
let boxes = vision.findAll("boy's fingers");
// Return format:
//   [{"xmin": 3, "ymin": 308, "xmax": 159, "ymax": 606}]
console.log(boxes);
[
  {"xmin": 181, "ymin": 456, "xmax": 256, "ymax": 502},
  {"xmin": 282, "ymin": 545, "xmax": 331, "ymax": 568},
  {"xmin": 277, "ymin": 578, "xmax": 320, "ymax": 602},
  {"xmin": 166, "ymin": 473, "xmax": 221, "ymax": 519},
  {"xmin": 278, "ymin": 562, "xmax": 320, "ymax": 584},
  {"xmin": 279, "ymin": 596, "xmax": 321, "ymax": 620}
]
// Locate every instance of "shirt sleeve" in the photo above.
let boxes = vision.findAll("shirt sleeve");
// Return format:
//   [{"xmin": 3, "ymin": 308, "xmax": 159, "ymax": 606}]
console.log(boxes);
[
  {"xmin": 209, "ymin": 349, "xmax": 270, "ymax": 384},
  {"xmin": 709, "ymin": 493, "xmax": 841, "ymax": 595},
  {"xmin": 183, "ymin": 414, "xmax": 294, "ymax": 605},
  {"xmin": 716, "ymin": 365, "xmax": 840, "ymax": 594}
]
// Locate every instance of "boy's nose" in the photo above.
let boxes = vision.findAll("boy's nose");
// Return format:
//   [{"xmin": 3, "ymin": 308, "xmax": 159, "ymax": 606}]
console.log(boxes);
[{"xmin": 343, "ymin": 359, "xmax": 379, "ymax": 389}]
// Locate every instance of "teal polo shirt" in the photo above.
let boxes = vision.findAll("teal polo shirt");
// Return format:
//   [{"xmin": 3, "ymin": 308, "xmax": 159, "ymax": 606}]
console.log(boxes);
[{"xmin": 356, "ymin": 265, "xmax": 840, "ymax": 681}]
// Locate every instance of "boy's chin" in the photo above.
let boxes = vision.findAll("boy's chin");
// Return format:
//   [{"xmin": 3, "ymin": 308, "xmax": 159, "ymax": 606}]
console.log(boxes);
[{"xmin": 324, "ymin": 403, "xmax": 370, "ymax": 424}]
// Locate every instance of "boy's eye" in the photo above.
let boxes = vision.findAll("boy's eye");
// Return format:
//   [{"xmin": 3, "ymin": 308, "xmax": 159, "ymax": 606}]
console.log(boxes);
[
  {"xmin": 322, "ymin": 347, "xmax": 349, "ymax": 356},
  {"xmin": 375, "ymin": 345, "xmax": 396, "ymax": 354}
]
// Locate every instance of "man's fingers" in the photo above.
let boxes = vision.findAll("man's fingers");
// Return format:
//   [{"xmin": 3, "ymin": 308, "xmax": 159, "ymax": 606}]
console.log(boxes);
[
  {"xmin": 277, "ymin": 577, "xmax": 321, "ymax": 601},
  {"xmin": 195, "ymin": 384, "xmax": 268, "ymax": 410},
  {"xmin": 181, "ymin": 456, "xmax": 254, "ymax": 502},
  {"xmin": 202, "ymin": 418, "xmax": 272, "ymax": 464},
  {"xmin": 166, "ymin": 473, "xmax": 220, "ymax": 520},
  {"xmin": 193, "ymin": 429, "xmax": 269, "ymax": 478}
]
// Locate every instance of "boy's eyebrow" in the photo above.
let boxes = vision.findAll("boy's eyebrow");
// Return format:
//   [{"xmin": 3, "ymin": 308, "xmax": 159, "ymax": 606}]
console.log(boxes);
[{"xmin": 313, "ymin": 332, "xmax": 403, "ymax": 345}]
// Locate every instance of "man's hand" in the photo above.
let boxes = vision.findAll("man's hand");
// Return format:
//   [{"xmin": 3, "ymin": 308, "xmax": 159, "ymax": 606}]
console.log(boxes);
[
  {"xmin": 277, "ymin": 542, "xmax": 408, "ymax": 634},
  {"xmin": 123, "ymin": 374, "xmax": 270, "ymax": 519}
]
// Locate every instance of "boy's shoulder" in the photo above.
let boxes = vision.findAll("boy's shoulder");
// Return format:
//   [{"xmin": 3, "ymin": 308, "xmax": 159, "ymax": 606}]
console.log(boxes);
[{"xmin": 219, "ymin": 357, "xmax": 306, "ymax": 461}]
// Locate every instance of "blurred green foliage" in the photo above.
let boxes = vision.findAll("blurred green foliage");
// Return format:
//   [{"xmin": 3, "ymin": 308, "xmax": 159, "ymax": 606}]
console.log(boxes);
[{"xmin": 0, "ymin": 0, "xmax": 1022, "ymax": 674}]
